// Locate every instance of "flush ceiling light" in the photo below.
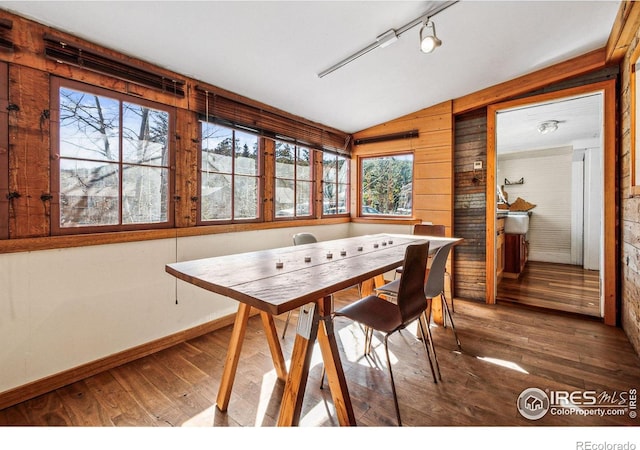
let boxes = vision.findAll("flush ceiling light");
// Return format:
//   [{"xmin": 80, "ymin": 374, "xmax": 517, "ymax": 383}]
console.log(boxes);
[
  {"xmin": 317, "ymin": 0, "xmax": 458, "ymax": 78},
  {"xmin": 537, "ymin": 120, "xmax": 559, "ymax": 134},
  {"xmin": 419, "ymin": 20, "xmax": 442, "ymax": 53}
]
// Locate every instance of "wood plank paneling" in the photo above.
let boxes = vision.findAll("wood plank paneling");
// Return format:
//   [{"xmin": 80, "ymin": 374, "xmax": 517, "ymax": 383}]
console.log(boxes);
[
  {"xmin": 620, "ymin": 17, "xmax": 640, "ymax": 355},
  {"xmin": 413, "ymin": 178, "xmax": 452, "ymax": 195},
  {"xmin": 0, "ymin": 61, "xmax": 7, "ymax": 239},
  {"xmin": 606, "ymin": 1, "xmax": 640, "ymax": 63},
  {"xmin": 8, "ymin": 64, "xmax": 50, "ymax": 238},
  {"xmin": 174, "ymin": 108, "xmax": 199, "ymax": 228},
  {"xmin": 454, "ymin": 110, "xmax": 487, "ymax": 301},
  {"xmin": 414, "ymin": 161, "xmax": 452, "ymax": 179},
  {"xmin": 352, "ymin": 101, "xmax": 454, "ymax": 232}
]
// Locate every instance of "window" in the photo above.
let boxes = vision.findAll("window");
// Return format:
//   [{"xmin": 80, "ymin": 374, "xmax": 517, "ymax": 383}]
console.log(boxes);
[
  {"xmin": 51, "ymin": 79, "xmax": 173, "ymax": 234},
  {"xmin": 274, "ymin": 141, "xmax": 313, "ymax": 218},
  {"xmin": 199, "ymin": 122, "xmax": 260, "ymax": 222},
  {"xmin": 360, "ymin": 154, "xmax": 413, "ymax": 216},
  {"xmin": 322, "ymin": 152, "xmax": 349, "ymax": 215}
]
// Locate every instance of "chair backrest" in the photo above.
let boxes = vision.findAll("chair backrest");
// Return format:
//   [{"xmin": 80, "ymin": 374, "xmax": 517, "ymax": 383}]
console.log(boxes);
[
  {"xmin": 293, "ymin": 232, "xmax": 318, "ymax": 246},
  {"xmin": 424, "ymin": 241, "xmax": 454, "ymax": 298},
  {"xmin": 395, "ymin": 241, "xmax": 430, "ymax": 325},
  {"xmin": 414, "ymin": 223, "xmax": 446, "ymax": 237}
]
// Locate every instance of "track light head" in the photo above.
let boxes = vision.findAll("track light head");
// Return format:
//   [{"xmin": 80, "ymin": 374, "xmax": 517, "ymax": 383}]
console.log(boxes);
[{"xmin": 419, "ymin": 19, "xmax": 442, "ymax": 53}]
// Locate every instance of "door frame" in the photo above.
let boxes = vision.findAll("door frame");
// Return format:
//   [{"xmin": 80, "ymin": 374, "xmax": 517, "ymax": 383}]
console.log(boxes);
[{"xmin": 485, "ymin": 79, "xmax": 617, "ymax": 325}]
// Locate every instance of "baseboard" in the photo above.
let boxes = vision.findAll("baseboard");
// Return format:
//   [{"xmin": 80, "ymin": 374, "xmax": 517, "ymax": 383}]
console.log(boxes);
[{"xmin": 0, "ymin": 309, "xmax": 255, "ymax": 411}]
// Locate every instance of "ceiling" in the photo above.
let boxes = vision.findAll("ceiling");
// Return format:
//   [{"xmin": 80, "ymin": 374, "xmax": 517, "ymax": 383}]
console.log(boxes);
[
  {"xmin": 0, "ymin": 0, "xmax": 621, "ymax": 134},
  {"xmin": 496, "ymin": 92, "xmax": 604, "ymax": 156}
]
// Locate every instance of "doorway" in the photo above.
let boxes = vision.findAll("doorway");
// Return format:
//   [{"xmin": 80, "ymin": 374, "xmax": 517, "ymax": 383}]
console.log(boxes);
[{"xmin": 485, "ymin": 80, "xmax": 617, "ymax": 325}]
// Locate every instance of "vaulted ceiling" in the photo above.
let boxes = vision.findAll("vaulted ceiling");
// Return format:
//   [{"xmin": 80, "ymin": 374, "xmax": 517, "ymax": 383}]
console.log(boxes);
[{"xmin": 0, "ymin": 1, "xmax": 621, "ymax": 134}]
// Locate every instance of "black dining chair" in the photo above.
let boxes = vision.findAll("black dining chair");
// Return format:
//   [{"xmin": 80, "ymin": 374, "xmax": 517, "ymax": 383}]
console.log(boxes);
[
  {"xmin": 333, "ymin": 241, "xmax": 440, "ymax": 426},
  {"xmin": 377, "ymin": 240, "xmax": 462, "ymax": 351}
]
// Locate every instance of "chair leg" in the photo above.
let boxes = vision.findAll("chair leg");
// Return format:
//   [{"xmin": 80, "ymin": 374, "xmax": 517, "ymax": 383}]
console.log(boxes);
[
  {"xmin": 420, "ymin": 311, "xmax": 442, "ymax": 381},
  {"xmin": 383, "ymin": 334, "xmax": 402, "ymax": 426},
  {"xmin": 445, "ymin": 270, "xmax": 454, "ymax": 312},
  {"xmin": 281, "ymin": 310, "xmax": 292, "ymax": 339},
  {"xmin": 364, "ymin": 326, "xmax": 374, "ymax": 355},
  {"xmin": 441, "ymin": 292, "xmax": 462, "ymax": 351}
]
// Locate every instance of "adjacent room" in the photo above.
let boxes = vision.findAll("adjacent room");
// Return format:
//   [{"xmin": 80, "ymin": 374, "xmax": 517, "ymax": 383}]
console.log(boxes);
[{"xmin": 0, "ymin": 0, "xmax": 639, "ymax": 441}]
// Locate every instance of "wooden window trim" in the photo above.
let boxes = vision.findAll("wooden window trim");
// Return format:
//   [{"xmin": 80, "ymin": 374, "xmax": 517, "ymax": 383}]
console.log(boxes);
[
  {"xmin": 197, "ymin": 121, "xmax": 263, "ymax": 225},
  {"xmin": 0, "ymin": 62, "xmax": 7, "ymax": 239},
  {"xmin": 0, "ymin": 217, "xmax": 351, "ymax": 255},
  {"xmin": 50, "ymin": 77, "xmax": 176, "ymax": 235}
]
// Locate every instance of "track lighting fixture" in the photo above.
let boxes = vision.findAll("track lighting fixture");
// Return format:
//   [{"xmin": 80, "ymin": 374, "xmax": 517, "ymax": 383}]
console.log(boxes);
[
  {"xmin": 317, "ymin": 0, "xmax": 458, "ymax": 78},
  {"xmin": 419, "ymin": 19, "xmax": 442, "ymax": 54}
]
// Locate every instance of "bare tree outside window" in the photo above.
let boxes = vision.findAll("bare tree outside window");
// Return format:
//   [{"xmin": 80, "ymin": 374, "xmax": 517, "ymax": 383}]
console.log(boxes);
[
  {"xmin": 361, "ymin": 154, "xmax": 413, "ymax": 216},
  {"xmin": 57, "ymin": 84, "xmax": 171, "ymax": 230},
  {"xmin": 200, "ymin": 122, "xmax": 259, "ymax": 222}
]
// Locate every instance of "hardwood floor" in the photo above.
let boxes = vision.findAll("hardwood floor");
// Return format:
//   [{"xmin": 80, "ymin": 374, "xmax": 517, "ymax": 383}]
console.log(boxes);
[
  {"xmin": 1, "ymin": 287, "xmax": 638, "ymax": 427},
  {"xmin": 497, "ymin": 260, "xmax": 600, "ymax": 317}
]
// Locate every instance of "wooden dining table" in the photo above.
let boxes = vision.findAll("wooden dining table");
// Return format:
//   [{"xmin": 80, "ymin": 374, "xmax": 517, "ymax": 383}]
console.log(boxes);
[{"xmin": 165, "ymin": 233, "xmax": 461, "ymax": 426}]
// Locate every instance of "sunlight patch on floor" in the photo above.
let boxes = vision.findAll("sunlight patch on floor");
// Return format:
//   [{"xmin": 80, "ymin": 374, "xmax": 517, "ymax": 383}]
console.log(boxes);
[
  {"xmin": 476, "ymin": 356, "xmax": 529, "ymax": 374},
  {"xmin": 182, "ymin": 405, "xmax": 217, "ymax": 427},
  {"xmin": 299, "ymin": 400, "xmax": 337, "ymax": 426},
  {"xmin": 337, "ymin": 324, "xmax": 399, "ymax": 366}
]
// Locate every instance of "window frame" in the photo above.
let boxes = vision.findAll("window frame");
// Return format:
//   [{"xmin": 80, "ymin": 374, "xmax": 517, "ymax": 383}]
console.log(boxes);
[
  {"xmin": 197, "ymin": 121, "xmax": 263, "ymax": 225},
  {"xmin": 50, "ymin": 78, "xmax": 175, "ymax": 235},
  {"xmin": 321, "ymin": 151, "xmax": 350, "ymax": 217},
  {"xmin": 273, "ymin": 140, "xmax": 315, "ymax": 220},
  {"xmin": 631, "ymin": 44, "xmax": 640, "ymax": 195},
  {"xmin": 358, "ymin": 152, "xmax": 414, "ymax": 218}
]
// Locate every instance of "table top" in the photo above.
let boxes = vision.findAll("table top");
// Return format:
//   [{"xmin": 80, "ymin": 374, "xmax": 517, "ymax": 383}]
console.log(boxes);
[{"xmin": 166, "ymin": 233, "xmax": 460, "ymax": 316}]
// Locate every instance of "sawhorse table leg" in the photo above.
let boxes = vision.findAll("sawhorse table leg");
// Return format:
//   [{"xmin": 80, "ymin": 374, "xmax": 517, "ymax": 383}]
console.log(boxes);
[
  {"xmin": 277, "ymin": 296, "xmax": 355, "ymax": 426},
  {"xmin": 216, "ymin": 303, "xmax": 287, "ymax": 411}
]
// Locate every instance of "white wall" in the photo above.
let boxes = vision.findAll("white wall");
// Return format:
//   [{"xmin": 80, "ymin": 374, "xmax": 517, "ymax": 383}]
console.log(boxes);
[
  {"xmin": 583, "ymin": 147, "xmax": 603, "ymax": 270},
  {"xmin": 0, "ymin": 221, "xmax": 417, "ymax": 395},
  {"xmin": 0, "ymin": 223, "xmax": 364, "ymax": 394},
  {"xmin": 498, "ymin": 147, "xmax": 574, "ymax": 263}
]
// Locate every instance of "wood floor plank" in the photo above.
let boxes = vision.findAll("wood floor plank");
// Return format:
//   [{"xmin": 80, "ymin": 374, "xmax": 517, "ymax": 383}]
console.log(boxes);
[
  {"xmin": 83, "ymin": 371, "xmax": 157, "ymax": 426},
  {"xmin": 53, "ymin": 381, "xmax": 113, "ymax": 426},
  {"xmin": 1, "ymin": 286, "xmax": 639, "ymax": 427},
  {"xmin": 109, "ymin": 360, "xmax": 187, "ymax": 427},
  {"xmin": 498, "ymin": 261, "xmax": 600, "ymax": 316},
  {"xmin": 2, "ymin": 392, "xmax": 73, "ymax": 426}
]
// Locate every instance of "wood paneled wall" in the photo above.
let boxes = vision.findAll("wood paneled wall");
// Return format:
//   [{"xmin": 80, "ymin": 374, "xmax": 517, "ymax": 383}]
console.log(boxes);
[
  {"xmin": 351, "ymin": 101, "xmax": 454, "ymax": 231},
  {"xmin": 453, "ymin": 109, "xmax": 487, "ymax": 300},
  {"xmin": 0, "ymin": 9, "xmax": 349, "ymax": 248},
  {"xmin": 621, "ymin": 25, "xmax": 640, "ymax": 355}
]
